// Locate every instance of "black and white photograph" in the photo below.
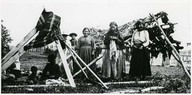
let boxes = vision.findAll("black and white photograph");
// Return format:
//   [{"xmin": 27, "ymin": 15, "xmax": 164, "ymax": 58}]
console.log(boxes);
[{"xmin": 1, "ymin": 0, "xmax": 191, "ymax": 94}]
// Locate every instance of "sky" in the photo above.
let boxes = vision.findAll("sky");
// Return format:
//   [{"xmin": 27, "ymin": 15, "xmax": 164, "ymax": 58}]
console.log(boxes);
[{"xmin": 1, "ymin": 0, "xmax": 192, "ymax": 48}]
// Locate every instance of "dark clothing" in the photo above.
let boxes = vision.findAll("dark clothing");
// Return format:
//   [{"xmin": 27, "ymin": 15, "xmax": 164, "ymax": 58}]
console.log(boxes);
[
  {"xmin": 70, "ymin": 39, "xmax": 78, "ymax": 47},
  {"xmin": 6, "ymin": 69, "xmax": 21, "ymax": 79},
  {"xmin": 28, "ymin": 74, "xmax": 37, "ymax": 80},
  {"xmin": 77, "ymin": 36, "xmax": 95, "ymax": 64},
  {"xmin": 70, "ymin": 38, "xmax": 78, "ymax": 74},
  {"xmin": 104, "ymin": 31, "xmax": 124, "ymax": 50},
  {"xmin": 102, "ymin": 30, "xmax": 125, "ymax": 80},
  {"xmin": 77, "ymin": 36, "xmax": 96, "ymax": 77},
  {"xmin": 95, "ymin": 47, "xmax": 102, "ymax": 57},
  {"xmin": 27, "ymin": 73, "xmax": 38, "ymax": 84},
  {"xmin": 129, "ymin": 47, "xmax": 151, "ymax": 77},
  {"xmin": 42, "ymin": 63, "xmax": 61, "ymax": 79}
]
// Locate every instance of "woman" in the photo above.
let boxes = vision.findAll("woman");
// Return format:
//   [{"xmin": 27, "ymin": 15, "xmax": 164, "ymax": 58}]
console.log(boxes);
[
  {"xmin": 101, "ymin": 22, "xmax": 124, "ymax": 81},
  {"xmin": 77, "ymin": 28, "xmax": 96, "ymax": 76},
  {"xmin": 129, "ymin": 20, "xmax": 151, "ymax": 80}
]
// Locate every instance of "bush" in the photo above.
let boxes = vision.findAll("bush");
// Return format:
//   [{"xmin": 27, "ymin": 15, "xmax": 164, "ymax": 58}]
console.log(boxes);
[
  {"xmin": 1, "ymin": 21, "xmax": 13, "ymax": 58},
  {"xmin": 152, "ymin": 72, "xmax": 190, "ymax": 93}
]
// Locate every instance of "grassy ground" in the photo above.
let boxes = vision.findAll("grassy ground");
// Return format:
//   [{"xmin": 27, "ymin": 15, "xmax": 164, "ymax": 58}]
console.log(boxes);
[
  {"xmin": 20, "ymin": 52, "xmax": 48, "ymax": 71},
  {"xmin": 1, "ymin": 52, "xmax": 190, "ymax": 93},
  {"xmin": 19, "ymin": 52, "xmax": 185, "ymax": 76}
]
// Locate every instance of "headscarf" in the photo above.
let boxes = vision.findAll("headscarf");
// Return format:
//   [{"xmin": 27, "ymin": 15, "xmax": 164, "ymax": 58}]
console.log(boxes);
[
  {"xmin": 109, "ymin": 21, "xmax": 118, "ymax": 32},
  {"xmin": 109, "ymin": 21, "xmax": 118, "ymax": 27}
]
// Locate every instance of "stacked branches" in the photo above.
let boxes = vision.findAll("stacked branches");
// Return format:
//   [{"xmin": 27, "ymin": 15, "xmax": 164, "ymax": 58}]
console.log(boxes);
[{"xmin": 89, "ymin": 11, "xmax": 183, "ymax": 60}]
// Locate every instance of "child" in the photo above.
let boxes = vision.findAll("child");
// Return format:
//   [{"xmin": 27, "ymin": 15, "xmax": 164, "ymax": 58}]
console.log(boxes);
[
  {"xmin": 27, "ymin": 66, "xmax": 39, "ymax": 84},
  {"xmin": 69, "ymin": 33, "xmax": 78, "ymax": 50},
  {"xmin": 41, "ymin": 54, "xmax": 61, "ymax": 80}
]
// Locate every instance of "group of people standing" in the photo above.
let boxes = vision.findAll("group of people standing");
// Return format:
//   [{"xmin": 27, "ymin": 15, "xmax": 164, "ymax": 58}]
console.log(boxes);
[
  {"xmin": 100, "ymin": 21, "xmax": 151, "ymax": 81},
  {"xmin": 2, "ymin": 21, "xmax": 152, "ymax": 85},
  {"xmin": 35, "ymin": 21, "xmax": 152, "ymax": 83},
  {"xmin": 63, "ymin": 21, "xmax": 151, "ymax": 81}
]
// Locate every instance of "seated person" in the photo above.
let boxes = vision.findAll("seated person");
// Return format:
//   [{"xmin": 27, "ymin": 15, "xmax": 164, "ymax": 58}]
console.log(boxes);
[
  {"xmin": 2, "ymin": 73, "xmax": 16, "ymax": 85},
  {"xmin": 6, "ymin": 63, "xmax": 21, "ymax": 79},
  {"xmin": 41, "ymin": 54, "xmax": 61, "ymax": 80},
  {"xmin": 26, "ymin": 66, "xmax": 39, "ymax": 84},
  {"xmin": 2, "ymin": 63, "xmax": 20, "ymax": 85}
]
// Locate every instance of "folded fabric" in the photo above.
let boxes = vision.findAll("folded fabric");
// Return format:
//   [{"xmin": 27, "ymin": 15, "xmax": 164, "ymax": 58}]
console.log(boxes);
[
  {"xmin": 45, "ymin": 77, "xmax": 66, "ymax": 85},
  {"xmin": 109, "ymin": 40, "xmax": 118, "ymax": 62}
]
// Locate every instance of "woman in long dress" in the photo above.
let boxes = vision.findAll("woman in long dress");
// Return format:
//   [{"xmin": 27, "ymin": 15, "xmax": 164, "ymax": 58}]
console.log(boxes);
[
  {"xmin": 77, "ymin": 28, "xmax": 96, "ymax": 77},
  {"xmin": 129, "ymin": 20, "xmax": 151, "ymax": 80},
  {"xmin": 101, "ymin": 22, "xmax": 125, "ymax": 81}
]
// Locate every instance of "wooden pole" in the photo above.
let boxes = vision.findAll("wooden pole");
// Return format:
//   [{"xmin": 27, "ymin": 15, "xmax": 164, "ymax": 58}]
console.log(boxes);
[
  {"xmin": 3, "ymin": 84, "xmax": 71, "ymax": 88},
  {"xmin": 73, "ymin": 54, "xmax": 103, "ymax": 77},
  {"xmin": 2, "ymin": 28, "xmax": 37, "ymax": 66},
  {"xmin": 65, "ymin": 43, "xmax": 108, "ymax": 89},
  {"xmin": 150, "ymin": 14, "xmax": 191, "ymax": 79},
  {"xmin": 141, "ymin": 86, "xmax": 164, "ymax": 93},
  {"xmin": 55, "ymin": 40, "xmax": 76, "ymax": 87},
  {"xmin": 2, "ymin": 48, "xmax": 25, "ymax": 71},
  {"xmin": 104, "ymin": 81, "xmax": 153, "ymax": 85},
  {"xmin": 69, "ymin": 49, "xmax": 89, "ymax": 78},
  {"xmin": 2, "ymin": 28, "xmax": 38, "ymax": 71}
]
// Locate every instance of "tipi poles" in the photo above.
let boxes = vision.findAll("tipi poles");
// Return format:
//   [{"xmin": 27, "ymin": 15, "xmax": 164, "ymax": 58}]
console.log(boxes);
[
  {"xmin": 2, "ymin": 28, "xmax": 37, "ymax": 71},
  {"xmin": 55, "ymin": 40, "xmax": 76, "ymax": 87},
  {"xmin": 73, "ymin": 54, "xmax": 103, "ymax": 78},
  {"xmin": 65, "ymin": 43, "xmax": 108, "ymax": 89},
  {"xmin": 150, "ymin": 14, "xmax": 191, "ymax": 79},
  {"xmin": 2, "ymin": 28, "xmax": 37, "ymax": 65},
  {"xmin": 69, "ymin": 50, "xmax": 89, "ymax": 78}
]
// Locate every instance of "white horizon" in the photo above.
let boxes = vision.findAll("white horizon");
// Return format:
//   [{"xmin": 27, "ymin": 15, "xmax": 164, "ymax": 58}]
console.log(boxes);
[{"xmin": 1, "ymin": 0, "xmax": 191, "ymax": 48}]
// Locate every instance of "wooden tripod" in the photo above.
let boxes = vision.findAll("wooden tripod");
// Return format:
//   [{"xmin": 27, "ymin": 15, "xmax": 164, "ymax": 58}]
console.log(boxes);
[
  {"xmin": 58, "ymin": 38, "xmax": 108, "ymax": 89},
  {"xmin": 150, "ymin": 14, "xmax": 191, "ymax": 79}
]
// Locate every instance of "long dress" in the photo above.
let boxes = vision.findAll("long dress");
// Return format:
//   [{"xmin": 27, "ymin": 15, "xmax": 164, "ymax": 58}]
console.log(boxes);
[
  {"xmin": 101, "ymin": 31, "xmax": 125, "ymax": 80},
  {"xmin": 129, "ymin": 30, "xmax": 151, "ymax": 78},
  {"xmin": 77, "ymin": 36, "xmax": 96, "ymax": 76}
]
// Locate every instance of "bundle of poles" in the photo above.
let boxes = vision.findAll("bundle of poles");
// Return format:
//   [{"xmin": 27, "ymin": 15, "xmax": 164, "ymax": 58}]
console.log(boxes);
[
  {"xmin": 55, "ymin": 32, "xmax": 109, "ymax": 89},
  {"xmin": 149, "ymin": 14, "xmax": 191, "ymax": 79}
]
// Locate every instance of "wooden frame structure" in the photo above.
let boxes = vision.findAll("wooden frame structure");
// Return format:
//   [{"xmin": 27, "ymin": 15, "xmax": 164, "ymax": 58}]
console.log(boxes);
[
  {"xmin": 2, "ymin": 28, "xmax": 37, "ymax": 71},
  {"xmin": 2, "ymin": 12, "xmax": 189, "ymax": 91},
  {"xmin": 1, "ymin": 27, "xmax": 108, "ymax": 89},
  {"xmin": 150, "ymin": 14, "xmax": 191, "ymax": 79}
]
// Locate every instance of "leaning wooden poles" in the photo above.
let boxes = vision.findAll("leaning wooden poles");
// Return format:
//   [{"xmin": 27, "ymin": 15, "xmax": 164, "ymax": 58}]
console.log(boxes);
[
  {"xmin": 72, "ymin": 54, "xmax": 103, "ymax": 78},
  {"xmin": 65, "ymin": 43, "xmax": 109, "ymax": 89},
  {"xmin": 150, "ymin": 14, "xmax": 191, "ymax": 79},
  {"xmin": 55, "ymin": 40, "xmax": 76, "ymax": 87},
  {"xmin": 70, "ymin": 50, "xmax": 89, "ymax": 78},
  {"xmin": 2, "ymin": 28, "xmax": 37, "ymax": 71}
]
